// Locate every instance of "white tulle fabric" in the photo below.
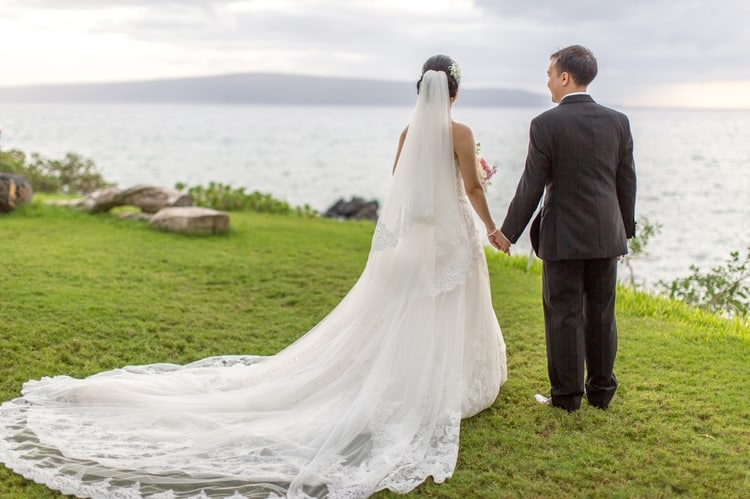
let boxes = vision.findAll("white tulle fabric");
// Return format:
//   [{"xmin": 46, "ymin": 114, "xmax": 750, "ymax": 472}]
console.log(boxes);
[
  {"xmin": 372, "ymin": 71, "xmax": 473, "ymax": 294},
  {"xmin": 0, "ymin": 70, "xmax": 507, "ymax": 499}
]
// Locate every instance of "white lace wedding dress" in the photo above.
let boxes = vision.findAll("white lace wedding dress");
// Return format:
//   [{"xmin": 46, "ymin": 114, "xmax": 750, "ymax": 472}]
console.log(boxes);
[{"xmin": 0, "ymin": 71, "xmax": 507, "ymax": 499}]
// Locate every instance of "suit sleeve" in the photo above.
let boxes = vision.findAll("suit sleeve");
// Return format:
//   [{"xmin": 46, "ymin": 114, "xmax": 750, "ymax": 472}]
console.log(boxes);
[
  {"xmin": 501, "ymin": 117, "xmax": 550, "ymax": 243},
  {"xmin": 616, "ymin": 115, "xmax": 637, "ymax": 238}
]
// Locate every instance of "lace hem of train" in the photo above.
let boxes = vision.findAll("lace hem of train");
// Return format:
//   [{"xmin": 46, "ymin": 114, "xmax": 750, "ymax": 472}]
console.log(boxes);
[{"xmin": 0, "ymin": 356, "xmax": 463, "ymax": 499}]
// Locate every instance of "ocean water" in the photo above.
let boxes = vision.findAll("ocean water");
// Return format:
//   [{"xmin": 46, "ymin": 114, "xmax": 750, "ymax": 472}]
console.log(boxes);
[{"xmin": 1, "ymin": 103, "xmax": 748, "ymax": 286}]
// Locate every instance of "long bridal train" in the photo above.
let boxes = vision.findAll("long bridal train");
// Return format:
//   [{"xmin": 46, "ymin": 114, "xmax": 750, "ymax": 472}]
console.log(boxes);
[
  {"xmin": 0, "ymin": 70, "xmax": 507, "ymax": 498},
  {"xmin": 0, "ymin": 245, "xmax": 505, "ymax": 498}
]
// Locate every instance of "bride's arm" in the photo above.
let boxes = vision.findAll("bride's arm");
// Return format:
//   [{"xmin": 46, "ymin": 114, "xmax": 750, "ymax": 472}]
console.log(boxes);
[
  {"xmin": 453, "ymin": 122, "xmax": 498, "ymax": 237},
  {"xmin": 392, "ymin": 126, "xmax": 409, "ymax": 175}
]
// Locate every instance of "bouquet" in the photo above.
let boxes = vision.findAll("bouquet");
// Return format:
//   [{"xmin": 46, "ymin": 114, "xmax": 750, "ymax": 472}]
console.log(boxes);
[{"xmin": 475, "ymin": 143, "xmax": 497, "ymax": 191}]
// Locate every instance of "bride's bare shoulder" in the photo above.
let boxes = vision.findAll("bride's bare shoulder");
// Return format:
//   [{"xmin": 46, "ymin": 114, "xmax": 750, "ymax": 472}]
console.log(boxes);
[{"xmin": 451, "ymin": 121, "xmax": 474, "ymax": 144}]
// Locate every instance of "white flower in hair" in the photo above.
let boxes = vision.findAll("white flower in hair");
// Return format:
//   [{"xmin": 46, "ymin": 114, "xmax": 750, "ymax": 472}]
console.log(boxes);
[{"xmin": 448, "ymin": 62, "xmax": 461, "ymax": 83}]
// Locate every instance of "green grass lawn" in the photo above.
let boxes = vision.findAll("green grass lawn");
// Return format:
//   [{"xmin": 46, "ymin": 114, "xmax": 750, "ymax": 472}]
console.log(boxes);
[{"xmin": 1, "ymin": 202, "xmax": 748, "ymax": 498}]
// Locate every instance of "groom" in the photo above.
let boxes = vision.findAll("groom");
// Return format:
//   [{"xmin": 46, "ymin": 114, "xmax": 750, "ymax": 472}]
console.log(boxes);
[{"xmin": 494, "ymin": 45, "xmax": 636, "ymax": 411}]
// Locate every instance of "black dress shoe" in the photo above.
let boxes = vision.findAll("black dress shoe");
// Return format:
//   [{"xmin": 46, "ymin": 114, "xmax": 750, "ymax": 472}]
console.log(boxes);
[
  {"xmin": 535, "ymin": 393, "xmax": 580, "ymax": 412},
  {"xmin": 587, "ymin": 400, "xmax": 609, "ymax": 410}
]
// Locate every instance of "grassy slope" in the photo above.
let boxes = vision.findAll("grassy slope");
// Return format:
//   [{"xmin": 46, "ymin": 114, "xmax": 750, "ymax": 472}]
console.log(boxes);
[{"xmin": 0, "ymin": 203, "xmax": 747, "ymax": 498}]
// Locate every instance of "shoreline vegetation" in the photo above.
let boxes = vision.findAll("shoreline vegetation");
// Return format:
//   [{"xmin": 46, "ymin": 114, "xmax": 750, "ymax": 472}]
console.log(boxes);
[{"xmin": 1, "ymin": 199, "xmax": 748, "ymax": 497}]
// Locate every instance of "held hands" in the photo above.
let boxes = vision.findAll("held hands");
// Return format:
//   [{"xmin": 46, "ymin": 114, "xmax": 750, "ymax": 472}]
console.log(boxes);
[{"xmin": 487, "ymin": 227, "xmax": 511, "ymax": 255}]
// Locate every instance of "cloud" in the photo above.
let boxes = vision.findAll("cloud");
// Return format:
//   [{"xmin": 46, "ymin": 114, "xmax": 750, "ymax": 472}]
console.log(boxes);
[
  {"xmin": 1, "ymin": 0, "xmax": 749, "ymax": 107},
  {"xmin": 9, "ymin": 0, "xmax": 232, "ymax": 7},
  {"xmin": 630, "ymin": 80, "xmax": 750, "ymax": 109},
  {"xmin": 47, "ymin": 1, "xmax": 490, "ymax": 83},
  {"xmin": 474, "ymin": 0, "xmax": 641, "ymax": 22},
  {"xmin": 473, "ymin": 0, "xmax": 750, "ymax": 82}
]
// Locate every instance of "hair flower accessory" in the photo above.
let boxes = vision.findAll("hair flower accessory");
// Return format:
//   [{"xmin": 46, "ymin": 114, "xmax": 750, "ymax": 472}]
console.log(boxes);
[
  {"xmin": 448, "ymin": 62, "xmax": 461, "ymax": 83},
  {"xmin": 475, "ymin": 143, "xmax": 497, "ymax": 191}
]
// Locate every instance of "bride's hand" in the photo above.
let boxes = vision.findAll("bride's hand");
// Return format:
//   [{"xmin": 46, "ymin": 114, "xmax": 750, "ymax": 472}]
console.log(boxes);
[
  {"xmin": 486, "ymin": 228, "xmax": 504, "ymax": 253},
  {"xmin": 487, "ymin": 229, "xmax": 510, "ymax": 254},
  {"xmin": 487, "ymin": 235, "xmax": 500, "ymax": 251}
]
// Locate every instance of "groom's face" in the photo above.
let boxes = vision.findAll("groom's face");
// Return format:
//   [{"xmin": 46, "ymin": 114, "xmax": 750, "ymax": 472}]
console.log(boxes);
[{"xmin": 547, "ymin": 59, "xmax": 565, "ymax": 104}]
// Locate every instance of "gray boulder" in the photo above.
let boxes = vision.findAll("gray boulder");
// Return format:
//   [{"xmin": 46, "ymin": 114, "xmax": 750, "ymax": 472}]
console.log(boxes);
[
  {"xmin": 323, "ymin": 197, "xmax": 379, "ymax": 221},
  {"xmin": 0, "ymin": 172, "xmax": 33, "ymax": 213},
  {"xmin": 53, "ymin": 184, "xmax": 193, "ymax": 213},
  {"xmin": 149, "ymin": 206, "xmax": 229, "ymax": 235}
]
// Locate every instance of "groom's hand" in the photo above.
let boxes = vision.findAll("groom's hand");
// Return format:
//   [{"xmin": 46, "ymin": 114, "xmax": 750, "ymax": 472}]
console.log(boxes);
[
  {"xmin": 488, "ymin": 231, "xmax": 511, "ymax": 255},
  {"xmin": 493, "ymin": 231, "xmax": 511, "ymax": 255}
]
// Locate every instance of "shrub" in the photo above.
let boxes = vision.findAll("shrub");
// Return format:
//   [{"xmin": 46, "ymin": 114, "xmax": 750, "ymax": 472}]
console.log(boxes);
[
  {"xmin": 659, "ymin": 247, "xmax": 750, "ymax": 319},
  {"xmin": 0, "ymin": 149, "xmax": 112, "ymax": 194},
  {"xmin": 620, "ymin": 216, "xmax": 662, "ymax": 287},
  {"xmin": 175, "ymin": 182, "xmax": 318, "ymax": 217}
]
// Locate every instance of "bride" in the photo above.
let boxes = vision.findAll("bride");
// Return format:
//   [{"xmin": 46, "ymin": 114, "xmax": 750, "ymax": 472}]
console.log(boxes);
[{"xmin": 0, "ymin": 55, "xmax": 507, "ymax": 498}]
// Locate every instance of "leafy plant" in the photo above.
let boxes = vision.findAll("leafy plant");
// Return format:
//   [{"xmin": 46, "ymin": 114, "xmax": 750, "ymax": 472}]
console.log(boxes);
[
  {"xmin": 0, "ymin": 149, "xmax": 25, "ymax": 172},
  {"xmin": 176, "ymin": 181, "xmax": 318, "ymax": 217},
  {"xmin": 621, "ymin": 216, "xmax": 662, "ymax": 286},
  {"xmin": 659, "ymin": 247, "xmax": 750, "ymax": 319},
  {"xmin": 0, "ymin": 149, "xmax": 112, "ymax": 194}
]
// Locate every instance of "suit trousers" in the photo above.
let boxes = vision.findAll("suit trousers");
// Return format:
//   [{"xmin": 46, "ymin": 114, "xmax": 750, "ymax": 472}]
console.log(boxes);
[{"xmin": 542, "ymin": 257, "xmax": 619, "ymax": 411}]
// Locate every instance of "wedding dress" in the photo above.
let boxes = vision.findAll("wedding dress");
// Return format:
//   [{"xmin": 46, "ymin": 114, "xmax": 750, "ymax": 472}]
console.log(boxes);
[{"xmin": 0, "ymin": 71, "xmax": 507, "ymax": 499}]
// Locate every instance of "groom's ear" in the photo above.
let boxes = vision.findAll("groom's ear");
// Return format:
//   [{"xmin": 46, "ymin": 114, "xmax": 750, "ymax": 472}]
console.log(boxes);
[{"xmin": 560, "ymin": 71, "xmax": 571, "ymax": 86}]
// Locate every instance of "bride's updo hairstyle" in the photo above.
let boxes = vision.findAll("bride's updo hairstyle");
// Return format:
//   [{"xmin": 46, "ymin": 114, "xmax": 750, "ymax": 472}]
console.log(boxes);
[{"xmin": 417, "ymin": 55, "xmax": 460, "ymax": 98}]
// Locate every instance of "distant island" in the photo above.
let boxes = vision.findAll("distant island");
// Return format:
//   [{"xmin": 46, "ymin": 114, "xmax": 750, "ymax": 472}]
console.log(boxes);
[{"xmin": 0, "ymin": 73, "xmax": 547, "ymax": 107}]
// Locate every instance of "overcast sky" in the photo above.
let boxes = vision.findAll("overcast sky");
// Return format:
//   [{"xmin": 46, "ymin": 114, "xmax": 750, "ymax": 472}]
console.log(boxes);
[{"xmin": 1, "ymin": 0, "xmax": 749, "ymax": 108}]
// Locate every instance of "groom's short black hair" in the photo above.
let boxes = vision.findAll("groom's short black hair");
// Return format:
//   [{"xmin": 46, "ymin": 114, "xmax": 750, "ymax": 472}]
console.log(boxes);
[{"xmin": 551, "ymin": 45, "xmax": 598, "ymax": 87}]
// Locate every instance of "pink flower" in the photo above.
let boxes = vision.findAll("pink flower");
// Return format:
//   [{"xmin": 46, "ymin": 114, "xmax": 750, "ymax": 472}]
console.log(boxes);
[{"xmin": 476, "ymin": 152, "xmax": 498, "ymax": 191}]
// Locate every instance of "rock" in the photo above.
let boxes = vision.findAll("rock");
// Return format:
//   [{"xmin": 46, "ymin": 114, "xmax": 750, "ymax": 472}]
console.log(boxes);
[
  {"xmin": 149, "ymin": 206, "xmax": 229, "ymax": 235},
  {"xmin": 70, "ymin": 187, "xmax": 121, "ymax": 212},
  {"xmin": 323, "ymin": 197, "xmax": 379, "ymax": 221},
  {"xmin": 112, "ymin": 184, "xmax": 193, "ymax": 214},
  {"xmin": 0, "ymin": 172, "xmax": 33, "ymax": 213},
  {"xmin": 51, "ymin": 184, "xmax": 194, "ymax": 213}
]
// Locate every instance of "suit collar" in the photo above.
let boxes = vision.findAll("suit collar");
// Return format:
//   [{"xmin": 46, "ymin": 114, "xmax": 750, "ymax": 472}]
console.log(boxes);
[{"xmin": 560, "ymin": 94, "xmax": 594, "ymax": 104}]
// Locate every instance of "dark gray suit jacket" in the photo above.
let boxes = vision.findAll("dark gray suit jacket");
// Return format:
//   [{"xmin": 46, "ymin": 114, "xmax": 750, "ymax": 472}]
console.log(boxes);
[{"xmin": 501, "ymin": 94, "xmax": 636, "ymax": 261}]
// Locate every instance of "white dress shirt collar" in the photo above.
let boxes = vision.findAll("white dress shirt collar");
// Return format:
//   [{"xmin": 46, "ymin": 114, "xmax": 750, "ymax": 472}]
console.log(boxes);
[{"xmin": 561, "ymin": 92, "xmax": 590, "ymax": 102}]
